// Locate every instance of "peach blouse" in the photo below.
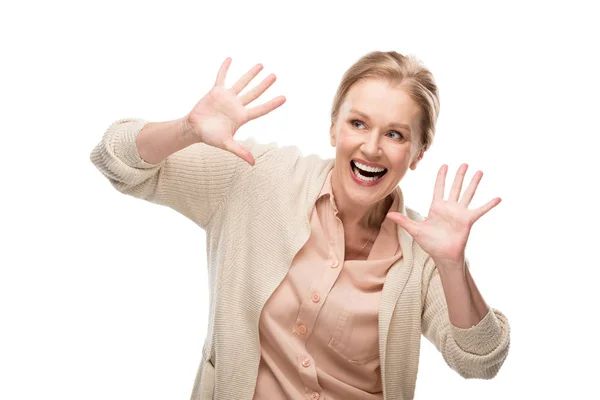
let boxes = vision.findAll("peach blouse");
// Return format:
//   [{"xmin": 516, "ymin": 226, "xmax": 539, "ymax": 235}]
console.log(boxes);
[{"xmin": 252, "ymin": 169, "xmax": 403, "ymax": 400}]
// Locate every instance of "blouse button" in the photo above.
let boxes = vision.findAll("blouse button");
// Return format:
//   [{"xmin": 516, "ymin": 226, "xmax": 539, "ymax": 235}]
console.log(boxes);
[
  {"xmin": 301, "ymin": 357, "xmax": 311, "ymax": 368},
  {"xmin": 329, "ymin": 259, "xmax": 339, "ymax": 268},
  {"xmin": 297, "ymin": 324, "xmax": 307, "ymax": 335},
  {"xmin": 311, "ymin": 292, "xmax": 320, "ymax": 303},
  {"xmin": 310, "ymin": 393, "xmax": 320, "ymax": 400}
]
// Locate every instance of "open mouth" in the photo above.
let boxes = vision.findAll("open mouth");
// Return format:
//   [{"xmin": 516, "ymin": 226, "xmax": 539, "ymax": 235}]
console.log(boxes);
[{"xmin": 350, "ymin": 160, "xmax": 388, "ymax": 183}]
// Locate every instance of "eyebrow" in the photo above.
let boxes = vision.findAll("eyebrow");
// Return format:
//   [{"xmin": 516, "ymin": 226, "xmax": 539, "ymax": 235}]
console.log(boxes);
[{"xmin": 349, "ymin": 108, "xmax": 412, "ymax": 134}]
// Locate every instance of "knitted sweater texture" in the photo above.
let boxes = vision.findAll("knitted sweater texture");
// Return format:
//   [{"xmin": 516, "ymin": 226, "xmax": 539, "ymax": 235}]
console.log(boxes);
[{"xmin": 90, "ymin": 118, "xmax": 511, "ymax": 400}]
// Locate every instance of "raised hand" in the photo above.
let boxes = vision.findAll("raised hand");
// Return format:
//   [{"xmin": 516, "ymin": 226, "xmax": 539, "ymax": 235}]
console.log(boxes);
[
  {"xmin": 386, "ymin": 164, "xmax": 502, "ymax": 267},
  {"xmin": 184, "ymin": 57, "xmax": 286, "ymax": 166}
]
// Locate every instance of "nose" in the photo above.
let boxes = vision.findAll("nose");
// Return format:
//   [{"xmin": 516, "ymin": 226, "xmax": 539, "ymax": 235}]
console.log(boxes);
[{"xmin": 360, "ymin": 130, "xmax": 383, "ymax": 157}]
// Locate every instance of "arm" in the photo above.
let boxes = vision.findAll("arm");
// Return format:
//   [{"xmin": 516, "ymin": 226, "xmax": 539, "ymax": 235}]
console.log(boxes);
[
  {"xmin": 421, "ymin": 255, "xmax": 511, "ymax": 379},
  {"xmin": 135, "ymin": 117, "xmax": 198, "ymax": 164},
  {"xmin": 436, "ymin": 256, "xmax": 491, "ymax": 329},
  {"xmin": 89, "ymin": 117, "xmax": 277, "ymax": 229},
  {"xmin": 90, "ymin": 58, "xmax": 285, "ymax": 229}
]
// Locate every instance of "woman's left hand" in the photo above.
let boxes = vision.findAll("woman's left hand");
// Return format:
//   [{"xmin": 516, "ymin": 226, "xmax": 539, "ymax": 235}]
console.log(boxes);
[{"xmin": 386, "ymin": 164, "xmax": 501, "ymax": 268}]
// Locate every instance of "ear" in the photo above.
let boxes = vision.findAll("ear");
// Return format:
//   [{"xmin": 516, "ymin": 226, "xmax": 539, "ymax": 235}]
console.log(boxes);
[
  {"xmin": 409, "ymin": 148, "xmax": 425, "ymax": 170},
  {"xmin": 329, "ymin": 123, "xmax": 336, "ymax": 147}
]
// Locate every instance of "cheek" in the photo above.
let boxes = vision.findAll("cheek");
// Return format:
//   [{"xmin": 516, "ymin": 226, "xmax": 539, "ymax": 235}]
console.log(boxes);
[
  {"xmin": 391, "ymin": 157, "xmax": 412, "ymax": 173},
  {"xmin": 335, "ymin": 126, "xmax": 358, "ymax": 148}
]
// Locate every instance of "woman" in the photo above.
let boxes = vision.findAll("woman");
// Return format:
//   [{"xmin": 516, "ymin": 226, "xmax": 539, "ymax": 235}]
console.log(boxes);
[{"xmin": 90, "ymin": 51, "xmax": 510, "ymax": 400}]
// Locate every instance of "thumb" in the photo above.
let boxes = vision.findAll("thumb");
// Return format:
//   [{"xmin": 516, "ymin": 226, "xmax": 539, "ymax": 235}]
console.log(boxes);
[
  {"xmin": 386, "ymin": 212, "xmax": 418, "ymax": 237},
  {"xmin": 222, "ymin": 138, "xmax": 256, "ymax": 166}
]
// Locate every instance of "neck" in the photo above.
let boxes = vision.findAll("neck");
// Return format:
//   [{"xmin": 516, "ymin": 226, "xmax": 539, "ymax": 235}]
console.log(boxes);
[
  {"xmin": 332, "ymin": 172, "xmax": 394, "ymax": 231},
  {"xmin": 339, "ymin": 195, "xmax": 392, "ymax": 230}
]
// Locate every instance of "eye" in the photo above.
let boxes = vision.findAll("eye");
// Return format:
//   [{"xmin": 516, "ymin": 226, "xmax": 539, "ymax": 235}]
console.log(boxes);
[
  {"xmin": 387, "ymin": 131, "xmax": 404, "ymax": 140},
  {"xmin": 351, "ymin": 120, "xmax": 365, "ymax": 129},
  {"xmin": 351, "ymin": 119, "xmax": 404, "ymax": 140}
]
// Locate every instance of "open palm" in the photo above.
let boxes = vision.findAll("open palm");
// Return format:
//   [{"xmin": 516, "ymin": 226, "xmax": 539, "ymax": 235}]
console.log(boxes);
[
  {"xmin": 386, "ymin": 164, "xmax": 501, "ymax": 265},
  {"xmin": 185, "ymin": 58, "xmax": 286, "ymax": 166}
]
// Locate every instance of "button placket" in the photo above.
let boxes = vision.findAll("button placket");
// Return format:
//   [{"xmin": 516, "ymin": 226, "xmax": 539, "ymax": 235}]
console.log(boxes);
[
  {"xmin": 303, "ymin": 386, "xmax": 322, "ymax": 400},
  {"xmin": 301, "ymin": 357, "xmax": 311, "ymax": 368},
  {"xmin": 296, "ymin": 354, "xmax": 320, "ymax": 392},
  {"xmin": 311, "ymin": 292, "xmax": 320, "ymax": 303},
  {"xmin": 297, "ymin": 323, "xmax": 307, "ymax": 335},
  {"xmin": 293, "ymin": 258, "xmax": 340, "ymax": 341}
]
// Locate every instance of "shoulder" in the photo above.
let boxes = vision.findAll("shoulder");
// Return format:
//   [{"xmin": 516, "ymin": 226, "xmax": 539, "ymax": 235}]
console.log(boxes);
[
  {"xmin": 240, "ymin": 138, "xmax": 333, "ymax": 186},
  {"xmin": 237, "ymin": 138, "xmax": 323, "ymax": 167},
  {"xmin": 236, "ymin": 137, "xmax": 282, "ymax": 160}
]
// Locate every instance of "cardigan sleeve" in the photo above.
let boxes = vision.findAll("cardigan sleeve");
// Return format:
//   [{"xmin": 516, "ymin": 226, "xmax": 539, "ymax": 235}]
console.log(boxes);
[
  {"xmin": 89, "ymin": 118, "xmax": 278, "ymax": 229},
  {"xmin": 421, "ymin": 255, "xmax": 511, "ymax": 379}
]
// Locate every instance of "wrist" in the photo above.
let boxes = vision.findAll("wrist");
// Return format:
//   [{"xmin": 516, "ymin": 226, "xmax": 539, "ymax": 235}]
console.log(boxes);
[
  {"xmin": 434, "ymin": 257, "xmax": 465, "ymax": 271},
  {"xmin": 179, "ymin": 116, "xmax": 201, "ymax": 144}
]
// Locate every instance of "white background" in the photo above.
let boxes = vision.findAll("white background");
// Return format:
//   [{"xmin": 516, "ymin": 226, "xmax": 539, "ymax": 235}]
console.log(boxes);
[{"xmin": 1, "ymin": 0, "xmax": 598, "ymax": 399}]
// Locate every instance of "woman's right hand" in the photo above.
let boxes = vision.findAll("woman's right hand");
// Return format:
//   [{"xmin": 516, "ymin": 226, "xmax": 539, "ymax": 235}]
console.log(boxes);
[{"xmin": 183, "ymin": 57, "xmax": 286, "ymax": 166}]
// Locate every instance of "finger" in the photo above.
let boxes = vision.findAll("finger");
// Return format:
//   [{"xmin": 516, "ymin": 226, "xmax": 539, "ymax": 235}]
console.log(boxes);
[
  {"xmin": 247, "ymin": 96, "xmax": 287, "ymax": 121},
  {"xmin": 231, "ymin": 63, "xmax": 264, "ymax": 95},
  {"xmin": 240, "ymin": 74, "xmax": 277, "ymax": 106},
  {"xmin": 449, "ymin": 164, "xmax": 468, "ymax": 202},
  {"xmin": 433, "ymin": 164, "xmax": 448, "ymax": 202},
  {"xmin": 215, "ymin": 57, "xmax": 232, "ymax": 87},
  {"xmin": 386, "ymin": 212, "xmax": 419, "ymax": 237},
  {"xmin": 472, "ymin": 197, "xmax": 502, "ymax": 223},
  {"xmin": 460, "ymin": 170, "xmax": 483, "ymax": 207},
  {"xmin": 222, "ymin": 138, "xmax": 256, "ymax": 166}
]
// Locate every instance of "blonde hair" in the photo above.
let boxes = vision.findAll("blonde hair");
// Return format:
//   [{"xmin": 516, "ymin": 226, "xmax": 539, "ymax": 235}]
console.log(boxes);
[{"xmin": 330, "ymin": 50, "xmax": 440, "ymax": 153}]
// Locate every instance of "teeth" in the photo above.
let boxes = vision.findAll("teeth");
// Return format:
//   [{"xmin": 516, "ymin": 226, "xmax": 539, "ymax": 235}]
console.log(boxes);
[
  {"xmin": 354, "ymin": 160, "xmax": 386, "ymax": 173},
  {"xmin": 353, "ymin": 166, "xmax": 383, "ymax": 182}
]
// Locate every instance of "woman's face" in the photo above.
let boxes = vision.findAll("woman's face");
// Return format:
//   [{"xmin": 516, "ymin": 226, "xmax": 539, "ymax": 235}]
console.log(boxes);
[{"xmin": 330, "ymin": 79, "xmax": 424, "ymax": 209}]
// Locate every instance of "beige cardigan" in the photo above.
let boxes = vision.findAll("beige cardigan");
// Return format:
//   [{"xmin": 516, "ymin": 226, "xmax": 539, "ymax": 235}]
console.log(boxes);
[{"xmin": 90, "ymin": 118, "xmax": 511, "ymax": 400}]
